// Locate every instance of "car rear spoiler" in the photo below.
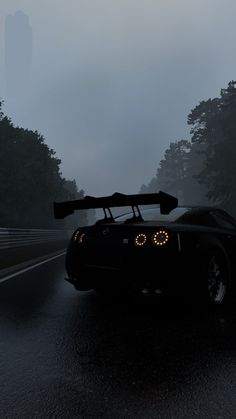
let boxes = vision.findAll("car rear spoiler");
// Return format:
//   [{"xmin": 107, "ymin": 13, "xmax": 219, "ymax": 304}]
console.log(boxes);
[{"xmin": 54, "ymin": 191, "xmax": 178, "ymax": 219}]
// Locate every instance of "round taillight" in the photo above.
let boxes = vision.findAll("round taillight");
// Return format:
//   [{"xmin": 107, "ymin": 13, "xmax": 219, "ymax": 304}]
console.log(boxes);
[
  {"xmin": 152, "ymin": 230, "xmax": 169, "ymax": 246},
  {"xmin": 134, "ymin": 233, "xmax": 147, "ymax": 247}
]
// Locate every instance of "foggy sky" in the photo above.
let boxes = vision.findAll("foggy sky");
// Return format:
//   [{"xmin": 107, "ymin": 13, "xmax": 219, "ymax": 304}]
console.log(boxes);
[{"xmin": 1, "ymin": 0, "xmax": 236, "ymax": 196}]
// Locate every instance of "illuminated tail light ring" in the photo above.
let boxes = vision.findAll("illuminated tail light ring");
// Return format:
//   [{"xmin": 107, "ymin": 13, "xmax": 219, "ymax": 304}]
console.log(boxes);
[
  {"xmin": 73, "ymin": 230, "xmax": 86, "ymax": 243},
  {"xmin": 134, "ymin": 233, "xmax": 147, "ymax": 247},
  {"xmin": 152, "ymin": 230, "xmax": 169, "ymax": 246},
  {"xmin": 79, "ymin": 233, "xmax": 85, "ymax": 243},
  {"xmin": 73, "ymin": 230, "xmax": 81, "ymax": 242}
]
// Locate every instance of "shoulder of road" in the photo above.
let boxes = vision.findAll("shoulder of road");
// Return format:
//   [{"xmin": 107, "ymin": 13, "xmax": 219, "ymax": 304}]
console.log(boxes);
[{"xmin": 0, "ymin": 249, "xmax": 66, "ymax": 283}]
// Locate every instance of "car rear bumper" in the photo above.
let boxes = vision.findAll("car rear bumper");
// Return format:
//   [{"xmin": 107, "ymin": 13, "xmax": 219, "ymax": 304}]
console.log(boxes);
[{"xmin": 66, "ymin": 242, "xmax": 190, "ymax": 293}]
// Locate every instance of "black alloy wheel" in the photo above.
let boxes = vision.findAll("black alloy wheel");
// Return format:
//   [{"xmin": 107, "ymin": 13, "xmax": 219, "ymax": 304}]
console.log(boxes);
[{"xmin": 205, "ymin": 249, "xmax": 230, "ymax": 305}]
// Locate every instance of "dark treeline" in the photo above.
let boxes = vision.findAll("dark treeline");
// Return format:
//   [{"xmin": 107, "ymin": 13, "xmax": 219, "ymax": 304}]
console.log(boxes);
[
  {"xmin": 0, "ymin": 99, "xmax": 87, "ymax": 229},
  {"xmin": 140, "ymin": 81, "xmax": 236, "ymax": 216}
]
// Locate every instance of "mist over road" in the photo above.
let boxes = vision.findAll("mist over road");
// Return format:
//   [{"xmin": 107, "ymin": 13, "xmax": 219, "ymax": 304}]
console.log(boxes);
[{"xmin": 0, "ymin": 257, "xmax": 236, "ymax": 418}]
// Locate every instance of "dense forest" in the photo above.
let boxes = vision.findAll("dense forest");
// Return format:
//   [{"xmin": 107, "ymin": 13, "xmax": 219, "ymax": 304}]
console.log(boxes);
[
  {"xmin": 0, "ymin": 99, "xmax": 87, "ymax": 229},
  {"xmin": 140, "ymin": 81, "xmax": 236, "ymax": 217}
]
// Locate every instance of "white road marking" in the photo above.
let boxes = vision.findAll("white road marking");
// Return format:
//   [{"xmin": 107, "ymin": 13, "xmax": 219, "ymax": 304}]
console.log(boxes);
[{"xmin": 0, "ymin": 252, "xmax": 66, "ymax": 283}]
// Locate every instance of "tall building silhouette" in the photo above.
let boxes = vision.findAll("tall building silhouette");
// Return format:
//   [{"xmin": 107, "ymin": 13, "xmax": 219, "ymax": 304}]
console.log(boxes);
[{"xmin": 4, "ymin": 11, "xmax": 33, "ymax": 99}]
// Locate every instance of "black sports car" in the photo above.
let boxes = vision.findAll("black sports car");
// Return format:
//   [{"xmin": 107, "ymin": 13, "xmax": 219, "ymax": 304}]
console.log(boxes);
[{"xmin": 54, "ymin": 191, "xmax": 236, "ymax": 305}]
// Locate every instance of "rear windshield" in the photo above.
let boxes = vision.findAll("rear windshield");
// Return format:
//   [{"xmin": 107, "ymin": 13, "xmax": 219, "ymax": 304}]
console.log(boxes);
[{"xmin": 115, "ymin": 207, "xmax": 189, "ymax": 222}]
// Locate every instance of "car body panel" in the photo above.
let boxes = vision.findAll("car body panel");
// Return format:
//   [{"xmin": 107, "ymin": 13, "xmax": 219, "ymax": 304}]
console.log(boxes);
[{"xmin": 54, "ymin": 192, "xmax": 236, "ymax": 302}]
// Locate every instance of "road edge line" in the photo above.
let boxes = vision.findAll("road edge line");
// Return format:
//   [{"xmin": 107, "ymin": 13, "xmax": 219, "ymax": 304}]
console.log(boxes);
[{"xmin": 0, "ymin": 251, "xmax": 66, "ymax": 283}]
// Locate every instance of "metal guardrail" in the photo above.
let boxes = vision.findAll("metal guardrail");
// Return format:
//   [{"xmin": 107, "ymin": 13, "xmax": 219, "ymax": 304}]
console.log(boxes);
[{"xmin": 0, "ymin": 228, "xmax": 70, "ymax": 250}]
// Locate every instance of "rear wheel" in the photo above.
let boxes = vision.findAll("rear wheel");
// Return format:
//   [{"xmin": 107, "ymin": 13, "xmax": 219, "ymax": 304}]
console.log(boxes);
[{"xmin": 203, "ymin": 249, "xmax": 231, "ymax": 305}]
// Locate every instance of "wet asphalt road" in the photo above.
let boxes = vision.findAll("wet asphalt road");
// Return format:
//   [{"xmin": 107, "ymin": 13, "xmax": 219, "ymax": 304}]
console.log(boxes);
[{"xmin": 0, "ymin": 257, "xmax": 236, "ymax": 418}]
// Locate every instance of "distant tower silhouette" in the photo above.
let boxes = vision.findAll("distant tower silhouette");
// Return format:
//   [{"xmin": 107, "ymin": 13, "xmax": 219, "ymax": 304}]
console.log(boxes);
[{"xmin": 4, "ymin": 11, "xmax": 33, "ymax": 99}]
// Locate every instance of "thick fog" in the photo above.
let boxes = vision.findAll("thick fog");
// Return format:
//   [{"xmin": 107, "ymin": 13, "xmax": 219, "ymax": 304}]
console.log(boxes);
[{"xmin": 1, "ymin": 0, "xmax": 236, "ymax": 196}]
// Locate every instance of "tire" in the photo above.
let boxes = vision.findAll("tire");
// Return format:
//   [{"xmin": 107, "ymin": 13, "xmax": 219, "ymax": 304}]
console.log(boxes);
[{"xmin": 201, "ymin": 248, "xmax": 231, "ymax": 306}]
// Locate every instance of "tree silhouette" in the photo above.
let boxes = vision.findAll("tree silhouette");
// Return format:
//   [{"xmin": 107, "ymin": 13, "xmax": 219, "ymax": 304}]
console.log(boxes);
[
  {"xmin": 0, "ymin": 99, "xmax": 87, "ymax": 228},
  {"xmin": 140, "ymin": 81, "xmax": 236, "ymax": 213}
]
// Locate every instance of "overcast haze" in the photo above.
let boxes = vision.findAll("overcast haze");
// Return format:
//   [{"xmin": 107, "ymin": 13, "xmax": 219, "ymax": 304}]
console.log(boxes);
[{"xmin": 1, "ymin": 0, "xmax": 236, "ymax": 196}]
